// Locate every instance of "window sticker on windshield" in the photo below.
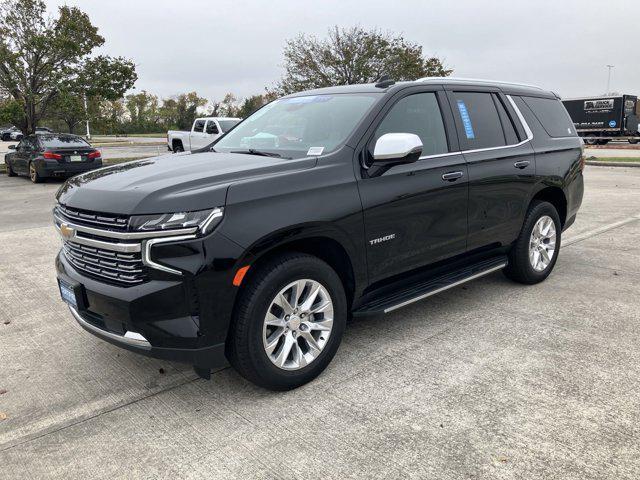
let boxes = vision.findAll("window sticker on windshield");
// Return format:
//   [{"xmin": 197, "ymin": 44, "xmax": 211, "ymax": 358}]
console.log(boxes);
[
  {"xmin": 307, "ymin": 147, "xmax": 324, "ymax": 156},
  {"xmin": 456, "ymin": 100, "xmax": 475, "ymax": 139}
]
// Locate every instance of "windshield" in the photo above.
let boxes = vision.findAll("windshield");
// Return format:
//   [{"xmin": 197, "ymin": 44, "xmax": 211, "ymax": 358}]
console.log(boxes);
[
  {"xmin": 218, "ymin": 119, "xmax": 240, "ymax": 133},
  {"xmin": 39, "ymin": 135, "xmax": 89, "ymax": 148},
  {"xmin": 214, "ymin": 94, "xmax": 379, "ymax": 158}
]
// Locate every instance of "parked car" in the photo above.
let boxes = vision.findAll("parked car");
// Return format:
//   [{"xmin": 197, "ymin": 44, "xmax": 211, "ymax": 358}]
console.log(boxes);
[
  {"xmin": 54, "ymin": 78, "xmax": 584, "ymax": 390},
  {"xmin": 36, "ymin": 126, "xmax": 54, "ymax": 134},
  {"xmin": 5, "ymin": 133, "xmax": 102, "ymax": 183},
  {"xmin": 167, "ymin": 117, "xmax": 241, "ymax": 152},
  {"xmin": 1, "ymin": 126, "xmax": 20, "ymax": 141},
  {"xmin": 0, "ymin": 126, "xmax": 22, "ymax": 142}
]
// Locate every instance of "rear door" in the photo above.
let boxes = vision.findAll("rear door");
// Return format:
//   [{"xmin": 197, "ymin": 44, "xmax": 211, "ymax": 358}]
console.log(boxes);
[
  {"xmin": 357, "ymin": 87, "xmax": 469, "ymax": 284},
  {"xmin": 446, "ymin": 89, "xmax": 535, "ymax": 251}
]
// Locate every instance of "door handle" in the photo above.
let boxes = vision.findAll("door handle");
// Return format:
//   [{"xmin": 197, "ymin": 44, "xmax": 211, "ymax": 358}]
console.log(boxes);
[
  {"xmin": 514, "ymin": 160, "xmax": 530, "ymax": 169},
  {"xmin": 442, "ymin": 171, "xmax": 464, "ymax": 182}
]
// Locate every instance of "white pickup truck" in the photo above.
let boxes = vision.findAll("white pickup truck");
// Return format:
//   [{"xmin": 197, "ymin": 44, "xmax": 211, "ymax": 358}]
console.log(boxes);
[{"xmin": 167, "ymin": 117, "xmax": 241, "ymax": 152}]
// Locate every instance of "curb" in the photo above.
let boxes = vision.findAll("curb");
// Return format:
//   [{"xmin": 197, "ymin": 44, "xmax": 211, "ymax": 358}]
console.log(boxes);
[{"xmin": 586, "ymin": 161, "xmax": 640, "ymax": 168}]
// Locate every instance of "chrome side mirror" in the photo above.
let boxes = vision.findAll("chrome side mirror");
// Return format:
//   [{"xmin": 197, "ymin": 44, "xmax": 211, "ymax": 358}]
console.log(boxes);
[{"xmin": 373, "ymin": 133, "xmax": 423, "ymax": 163}]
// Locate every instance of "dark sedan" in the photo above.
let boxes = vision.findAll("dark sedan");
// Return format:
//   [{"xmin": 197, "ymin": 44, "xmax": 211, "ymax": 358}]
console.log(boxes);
[{"xmin": 5, "ymin": 134, "xmax": 103, "ymax": 183}]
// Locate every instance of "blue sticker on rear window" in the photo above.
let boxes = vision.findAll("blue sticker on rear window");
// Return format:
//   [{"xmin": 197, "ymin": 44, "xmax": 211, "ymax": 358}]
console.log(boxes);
[{"xmin": 457, "ymin": 100, "xmax": 475, "ymax": 139}]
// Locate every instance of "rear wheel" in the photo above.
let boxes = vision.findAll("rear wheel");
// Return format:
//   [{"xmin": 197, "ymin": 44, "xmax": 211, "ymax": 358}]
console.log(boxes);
[
  {"xmin": 629, "ymin": 138, "xmax": 638, "ymax": 144},
  {"xmin": 29, "ymin": 162, "xmax": 43, "ymax": 183},
  {"xmin": 172, "ymin": 142, "xmax": 184, "ymax": 153},
  {"xmin": 227, "ymin": 253, "xmax": 347, "ymax": 390},
  {"xmin": 584, "ymin": 134, "xmax": 598, "ymax": 145},
  {"xmin": 504, "ymin": 201, "xmax": 561, "ymax": 284}
]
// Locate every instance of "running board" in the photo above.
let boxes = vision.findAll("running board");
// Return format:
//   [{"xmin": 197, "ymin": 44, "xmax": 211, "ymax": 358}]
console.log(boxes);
[{"xmin": 353, "ymin": 256, "xmax": 508, "ymax": 316}]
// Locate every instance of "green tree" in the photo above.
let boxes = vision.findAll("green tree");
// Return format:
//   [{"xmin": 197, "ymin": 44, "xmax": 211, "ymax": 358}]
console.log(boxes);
[
  {"xmin": 238, "ymin": 94, "xmax": 268, "ymax": 118},
  {"xmin": 209, "ymin": 93, "xmax": 241, "ymax": 117},
  {"xmin": 0, "ymin": 96, "xmax": 22, "ymax": 126},
  {"xmin": 274, "ymin": 26, "xmax": 452, "ymax": 94},
  {"xmin": 0, "ymin": 0, "xmax": 137, "ymax": 134},
  {"xmin": 162, "ymin": 92, "xmax": 207, "ymax": 130}
]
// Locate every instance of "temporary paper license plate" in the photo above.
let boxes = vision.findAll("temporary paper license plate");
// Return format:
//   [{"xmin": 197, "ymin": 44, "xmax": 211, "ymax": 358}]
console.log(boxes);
[
  {"xmin": 59, "ymin": 280, "xmax": 78, "ymax": 308},
  {"xmin": 69, "ymin": 155, "xmax": 83, "ymax": 162}
]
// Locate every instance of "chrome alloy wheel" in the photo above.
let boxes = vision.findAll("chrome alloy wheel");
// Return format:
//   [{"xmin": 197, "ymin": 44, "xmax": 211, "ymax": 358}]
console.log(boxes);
[
  {"xmin": 29, "ymin": 163, "xmax": 37, "ymax": 182},
  {"xmin": 529, "ymin": 215, "xmax": 557, "ymax": 272},
  {"xmin": 263, "ymin": 279, "xmax": 334, "ymax": 371}
]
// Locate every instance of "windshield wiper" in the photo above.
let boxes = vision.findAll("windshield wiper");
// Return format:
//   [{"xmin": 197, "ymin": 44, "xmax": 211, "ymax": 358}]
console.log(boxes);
[{"xmin": 230, "ymin": 149, "xmax": 288, "ymax": 159}]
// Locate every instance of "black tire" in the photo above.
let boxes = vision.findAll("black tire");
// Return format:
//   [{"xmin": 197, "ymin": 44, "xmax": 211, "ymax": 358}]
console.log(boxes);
[
  {"xmin": 172, "ymin": 142, "xmax": 184, "ymax": 153},
  {"xmin": 503, "ymin": 201, "xmax": 561, "ymax": 284},
  {"xmin": 1, "ymin": 133, "xmax": 10, "ymax": 141},
  {"xmin": 227, "ymin": 252, "xmax": 347, "ymax": 390},
  {"xmin": 29, "ymin": 162, "xmax": 43, "ymax": 183},
  {"xmin": 629, "ymin": 138, "xmax": 638, "ymax": 144},
  {"xmin": 597, "ymin": 139, "xmax": 609, "ymax": 145},
  {"xmin": 584, "ymin": 134, "xmax": 598, "ymax": 146},
  {"xmin": 6, "ymin": 161, "xmax": 16, "ymax": 177}
]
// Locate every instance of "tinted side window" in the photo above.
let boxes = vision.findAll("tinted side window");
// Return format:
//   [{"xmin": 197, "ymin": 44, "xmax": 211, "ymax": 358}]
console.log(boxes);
[
  {"xmin": 522, "ymin": 96, "xmax": 576, "ymax": 137},
  {"xmin": 450, "ymin": 92, "xmax": 505, "ymax": 150},
  {"xmin": 375, "ymin": 92, "xmax": 448, "ymax": 156},
  {"xmin": 205, "ymin": 121, "xmax": 219, "ymax": 134},
  {"xmin": 193, "ymin": 120, "xmax": 205, "ymax": 133},
  {"xmin": 494, "ymin": 95, "xmax": 520, "ymax": 145}
]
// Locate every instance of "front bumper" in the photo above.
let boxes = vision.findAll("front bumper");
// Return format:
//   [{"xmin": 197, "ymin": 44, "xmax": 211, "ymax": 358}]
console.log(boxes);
[
  {"xmin": 55, "ymin": 227, "xmax": 246, "ymax": 367},
  {"xmin": 68, "ymin": 303, "xmax": 227, "ymax": 366}
]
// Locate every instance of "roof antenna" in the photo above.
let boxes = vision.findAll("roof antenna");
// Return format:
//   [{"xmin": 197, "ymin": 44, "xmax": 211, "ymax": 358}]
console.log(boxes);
[{"xmin": 375, "ymin": 75, "xmax": 395, "ymax": 88}]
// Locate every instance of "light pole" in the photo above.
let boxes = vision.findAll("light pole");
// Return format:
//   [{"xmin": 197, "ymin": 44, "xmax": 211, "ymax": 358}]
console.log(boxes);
[
  {"xmin": 606, "ymin": 65, "xmax": 614, "ymax": 95},
  {"xmin": 84, "ymin": 94, "xmax": 91, "ymax": 140}
]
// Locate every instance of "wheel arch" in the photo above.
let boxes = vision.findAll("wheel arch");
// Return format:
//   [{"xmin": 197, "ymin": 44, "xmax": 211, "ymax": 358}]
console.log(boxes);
[
  {"xmin": 234, "ymin": 226, "xmax": 365, "ymax": 311},
  {"xmin": 529, "ymin": 185, "xmax": 567, "ymax": 227}
]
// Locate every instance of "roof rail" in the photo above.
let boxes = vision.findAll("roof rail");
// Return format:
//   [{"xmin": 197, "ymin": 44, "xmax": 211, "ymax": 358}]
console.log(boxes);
[{"xmin": 418, "ymin": 76, "xmax": 544, "ymax": 90}]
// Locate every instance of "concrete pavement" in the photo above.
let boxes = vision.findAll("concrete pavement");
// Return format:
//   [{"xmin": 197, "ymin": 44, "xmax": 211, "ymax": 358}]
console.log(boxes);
[{"xmin": 1, "ymin": 166, "xmax": 639, "ymax": 479}]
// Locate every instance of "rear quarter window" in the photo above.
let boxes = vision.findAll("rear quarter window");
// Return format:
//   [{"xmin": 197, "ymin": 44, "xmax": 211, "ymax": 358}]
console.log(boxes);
[{"xmin": 522, "ymin": 97, "xmax": 576, "ymax": 138}]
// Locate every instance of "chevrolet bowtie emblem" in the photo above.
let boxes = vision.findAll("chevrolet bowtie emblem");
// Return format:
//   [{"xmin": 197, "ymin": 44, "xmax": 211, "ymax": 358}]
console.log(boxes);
[{"xmin": 59, "ymin": 223, "xmax": 75, "ymax": 240}]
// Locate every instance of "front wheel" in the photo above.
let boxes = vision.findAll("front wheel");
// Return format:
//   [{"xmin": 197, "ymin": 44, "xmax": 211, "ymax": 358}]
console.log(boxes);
[
  {"xmin": 504, "ymin": 201, "xmax": 561, "ymax": 284},
  {"xmin": 227, "ymin": 253, "xmax": 347, "ymax": 390},
  {"xmin": 6, "ymin": 161, "xmax": 16, "ymax": 176}
]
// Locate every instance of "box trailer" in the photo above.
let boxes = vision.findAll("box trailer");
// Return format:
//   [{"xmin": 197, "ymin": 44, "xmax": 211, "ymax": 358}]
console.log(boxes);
[{"xmin": 562, "ymin": 95, "xmax": 640, "ymax": 144}]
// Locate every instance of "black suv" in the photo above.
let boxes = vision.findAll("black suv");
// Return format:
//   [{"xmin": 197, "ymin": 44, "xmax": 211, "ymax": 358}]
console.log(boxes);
[{"xmin": 54, "ymin": 78, "xmax": 584, "ymax": 390}]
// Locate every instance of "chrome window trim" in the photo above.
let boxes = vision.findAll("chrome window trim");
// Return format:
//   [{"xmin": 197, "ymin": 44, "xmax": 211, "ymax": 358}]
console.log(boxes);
[
  {"xmin": 142, "ymin": 234, "xmax": 198, "ymax": 276},
  {"xmin": 53, "ymin": 214, "xmax": 198, "ymax": 240},
  {"xmin": 69, "ymin": 306, "xmax": 151, "ymax": 349},
  {"xmin": 417, "ymin": 94, "xmax": 534, "ymax": 160}
]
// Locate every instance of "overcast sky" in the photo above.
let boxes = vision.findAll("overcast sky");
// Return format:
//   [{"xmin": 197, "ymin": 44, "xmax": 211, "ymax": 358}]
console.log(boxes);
[{"xmin": 46, "ymin": 0, "xmax": 640, "ymax": 102}]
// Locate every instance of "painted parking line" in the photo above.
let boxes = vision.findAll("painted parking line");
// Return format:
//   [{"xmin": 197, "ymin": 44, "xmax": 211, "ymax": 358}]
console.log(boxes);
[{"xmin": 563, "ymin": 214, "xmax": 640, "ymax": 247}]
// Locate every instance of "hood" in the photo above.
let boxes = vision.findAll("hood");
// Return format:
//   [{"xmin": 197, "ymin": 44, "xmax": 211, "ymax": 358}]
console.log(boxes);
[{"xmin": 57, "ymin": 152, "xmax": 315, "ymax": 215}]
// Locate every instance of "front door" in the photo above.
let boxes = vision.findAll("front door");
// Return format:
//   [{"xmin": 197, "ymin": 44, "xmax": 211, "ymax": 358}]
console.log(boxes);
[
  {"xmin": 13, "ymin": 137, "xmax": 32, "ymax": 174},
  {"xmin": 357, "ymin": 88, "xmax": 469, "ymax": 284},
  {"xmin": 190, "ymin": 119, "xmax": 208, "ymax": 150},
  {"xmin": 445, "ymin": 89, "xmax": 535, "ymax": 250}
]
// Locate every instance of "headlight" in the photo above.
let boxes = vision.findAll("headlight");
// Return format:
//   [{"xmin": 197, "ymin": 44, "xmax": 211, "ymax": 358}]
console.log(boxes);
[{"xmin": 129, "ymin": 207, "xmax": 223, "ymax": 235}]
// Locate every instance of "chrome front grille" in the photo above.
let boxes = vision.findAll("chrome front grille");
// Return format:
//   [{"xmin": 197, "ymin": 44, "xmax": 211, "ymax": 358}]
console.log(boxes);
[
  {"xmin": 63, "ymin": 241, "xmax": 147, "ymax": 285},
  {"xmin": 56, "ymin": 204, "xmax": 129, "ymax": 231},
  {"xmin": 54, "ymin": 204, "xmax": 199, "ymax": 285}
]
